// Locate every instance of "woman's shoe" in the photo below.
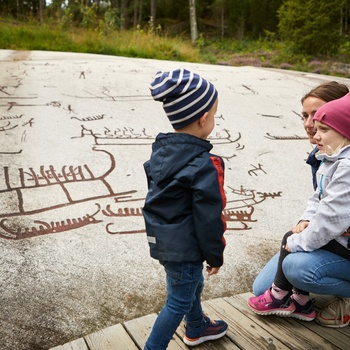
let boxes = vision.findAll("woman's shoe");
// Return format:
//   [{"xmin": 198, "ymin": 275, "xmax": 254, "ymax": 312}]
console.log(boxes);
[{"xmin": 316, "ymin": 297, "xmax": 350, "ymax": 328}]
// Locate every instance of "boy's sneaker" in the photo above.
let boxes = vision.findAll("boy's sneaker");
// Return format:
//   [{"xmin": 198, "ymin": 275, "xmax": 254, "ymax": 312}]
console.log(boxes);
[
  {"xmin": 183, "ymin": 316, "xmax": 228, "ymax": 346},
  {"xmin": 316, "ymin": 297, "xmax": 350, "ymax": 328},
  {"xmin": 248, "ymin": 287, "xmax": 295, "ymax": 316},
  {"xmin": 289, "ymin": 298, "xmax": 316, "ymax": 321}
]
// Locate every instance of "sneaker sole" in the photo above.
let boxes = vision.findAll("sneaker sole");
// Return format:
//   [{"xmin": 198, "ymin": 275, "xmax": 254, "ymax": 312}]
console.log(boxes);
[
  {"xmin": 315, "ymin": 318, "xmax": 350, "ymax": 328},
  {"xmin": 183, "ymin": 328, "xmax": 228, "ymax": 346},
  {"xmin": 289, "ymin": 313, "xmax": 316, "ymax": 321},
  {"xmin": 248, "ymin": 304, "xmax": 296, "ymax": 317}
]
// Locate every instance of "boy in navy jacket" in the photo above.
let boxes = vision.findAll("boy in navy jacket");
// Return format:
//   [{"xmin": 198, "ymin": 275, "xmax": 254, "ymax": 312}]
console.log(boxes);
[{"xmin": 143, "ymin": 68, "xmax": 227, "ymax": 349}]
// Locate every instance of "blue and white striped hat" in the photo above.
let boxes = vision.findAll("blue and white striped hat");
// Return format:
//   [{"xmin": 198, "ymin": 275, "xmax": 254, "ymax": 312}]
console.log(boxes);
[{"xmin": 150, "ymin": 68, "xmax": 218, "ymax": 129}]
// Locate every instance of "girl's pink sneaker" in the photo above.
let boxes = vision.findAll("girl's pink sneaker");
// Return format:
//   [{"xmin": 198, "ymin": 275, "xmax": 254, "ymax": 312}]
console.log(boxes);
[{"xmin": 248, "ymin": 288, "xmax": 295, "ymax": 316}]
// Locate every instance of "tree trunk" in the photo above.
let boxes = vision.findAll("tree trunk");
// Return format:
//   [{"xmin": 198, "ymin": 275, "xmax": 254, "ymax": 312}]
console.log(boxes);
[
  {"xmin": 138, "ymin": 0, "xmax": 143, "ymax": 24},
  {"xmin": 189, "ymin": 0, "xmax": 198, "ymax": 44},
  {"xmin": 344, "ymin": 0, "xmax": 348, "ymax": 32},
  {"xmin": 221, "ymin": 0, "xmax": 224, "ymax": 38},
  {"xmin": 121, "ymin": 0, "xmax": 127, "ymax": 30},
  {"xmin": 18, "ymin": 0, "xmax": 24, "ymax": 17},
  {"xmin": 150, "ymin": 0, "xmax": 156, "ymax": 33},
  {"xmin": 39, "ymin": 0, "xmax": 44, "ymax": 24}
]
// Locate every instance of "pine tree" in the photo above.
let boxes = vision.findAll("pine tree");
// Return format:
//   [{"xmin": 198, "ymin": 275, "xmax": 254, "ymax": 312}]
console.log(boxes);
[{"xmin": 278, "ymin": 0, "xmax": 346, "ymax": 54}]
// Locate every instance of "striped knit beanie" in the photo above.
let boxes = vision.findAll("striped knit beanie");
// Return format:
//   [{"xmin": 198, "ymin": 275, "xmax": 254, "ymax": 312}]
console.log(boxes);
[
  {"xmin": 149, "ymin": 68, "xmax": 218, "ymax": 129},
  {"xmin": 313, "ymin": 93, "xmax": 350, "ymax": 140}
]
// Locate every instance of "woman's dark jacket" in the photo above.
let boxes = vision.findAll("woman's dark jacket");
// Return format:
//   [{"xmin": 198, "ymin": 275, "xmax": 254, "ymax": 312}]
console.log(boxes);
[{"xmin": 306, "ymin": 147, "xmax": 321, "ymax": 190}]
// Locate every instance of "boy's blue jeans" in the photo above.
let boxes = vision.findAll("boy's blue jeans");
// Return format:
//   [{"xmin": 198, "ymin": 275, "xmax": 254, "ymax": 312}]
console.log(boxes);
[
  {"xmin": 253, "ymin": 250, "xmax": 350, "ymax": 297},
  {"xmin": 144, "ymin": 261, "xmax": 204, "ymax": 350}
]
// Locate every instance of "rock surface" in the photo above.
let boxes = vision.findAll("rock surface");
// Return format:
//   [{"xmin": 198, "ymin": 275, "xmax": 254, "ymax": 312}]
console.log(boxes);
[{"xmin": 1, "ymin": 50, "xmax": 349, "ymax": 350}]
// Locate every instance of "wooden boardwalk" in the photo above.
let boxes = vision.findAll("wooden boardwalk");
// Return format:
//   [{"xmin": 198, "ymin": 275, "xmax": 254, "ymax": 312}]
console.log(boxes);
[{"xmin": 50, "ymin": 292, "xmax": 350, "ymax": 350}]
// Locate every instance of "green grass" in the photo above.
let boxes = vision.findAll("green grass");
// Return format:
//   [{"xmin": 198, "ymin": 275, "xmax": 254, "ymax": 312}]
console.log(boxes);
[
  {"xmin": 0, "ymin": 18, "xmax": 202, "ymax": 62},
  {"xmin": 1, "ymin": 17, "xmax": 349, "ymax": 78}
]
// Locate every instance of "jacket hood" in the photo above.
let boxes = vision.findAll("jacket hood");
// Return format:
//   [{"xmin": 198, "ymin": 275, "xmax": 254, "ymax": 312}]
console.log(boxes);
[{"xmin": 147, "ymin": 132, "xmax": 213, "ymax": 186}]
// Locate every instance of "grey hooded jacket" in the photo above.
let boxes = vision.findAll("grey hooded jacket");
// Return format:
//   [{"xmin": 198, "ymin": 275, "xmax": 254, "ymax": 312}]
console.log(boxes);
[{"xmin": 287, "ymin": 145, "xmax": 350, "ymax": 252}]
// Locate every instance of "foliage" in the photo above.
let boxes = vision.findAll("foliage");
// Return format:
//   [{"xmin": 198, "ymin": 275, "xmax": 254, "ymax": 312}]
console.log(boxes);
[
  {"xmin": 224, "ymin": 0, "xmax": 284, "ymax": 39},
  {"xmin": 0, "ymin": 20, "xmax": 75, "ymax": 51},
  {"xmin": 103, "ymin": 8, "xmax": 122, "ymax": 30},
  {"xmin": 0, "ymin": 17, "xmax": 202, "ymax": 62},
  {"xmin": 1, "ymin": 0, "xmax": 349, "ymax": 55},
  {"xmin": 0, "ymin": 13, "xmax": 349, "ymax": 78},
  {"xmin": 278, "ymin": 0, "xmax": 346, "ymax": 55}
]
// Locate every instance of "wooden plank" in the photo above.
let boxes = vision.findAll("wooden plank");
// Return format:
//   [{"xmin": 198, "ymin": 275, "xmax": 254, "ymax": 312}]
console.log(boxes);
[
  {"xmin": 49, "ymin": 294, "xmax": 350, "ymax": 350},
  {"xmin": 123, "ymin": 313, "xmax": 156, "ymax": 348},
  {"xmin": 166, "ymin": 323, "xmax": 191, "ymax": 350},
  {"xmin": 231, "ymin": 293, "xmax": 342, "ymax": 350},
  {"xmin": 123, "ymin": 313, "xmax": 188, "ymax": 350},
  {"xmin": 84, "ymin": 323, "xmax": 138, "ymax": 350},
  {"xmin": 49, "ymin": 337, "xmax": 89, "ymax": 350},
  {"xmin": 202, "ymin": 297, "xmax": 289, "ymax": 350},
  {"xmin": 290, "ymin": 313, "xmax": 350, "ymax": 350}
]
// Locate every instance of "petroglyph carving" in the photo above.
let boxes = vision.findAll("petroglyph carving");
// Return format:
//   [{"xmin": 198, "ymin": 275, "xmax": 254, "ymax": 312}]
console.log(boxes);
[
  {"xmin": 224, "ymin": 206, "xmax": 256, "ymax": 230},
  {"xmin": 22, "ymin": 118, "xmax": 34, "ymax": 127},
  {"xmin": 102, "ymin": 197, "xmax": 145, "ymax": 234},
  {"xmin": 105, "ymin": 223, "xmax": 145, "ymax": 235},
  {"xmin": 258, "ymin": 113, "xmax": 283, "ymax": 118},
  {"xmin": 242, "ymin": 84, "xmax": 258, "ymax": 94},
  {"xmin": 75, "ymin": 125, "xmax": 241, "ymax": 146},
  {"xmin": 0, "ymin": 149, "xmax": 116, "ymax": 218},
  {"xmin": 0, "ymin": 150, "xmax": 22, "ymax": 155},
  {"xmin": 221, "ymin": 153, "xmax": 237, "ymax": 161},
  {"xmin": 0, "ymin": 209, "xmax": 102, "ymax": 240},
  {"xmin": 102, "ymin": 205, "xmax": 143, "ymax": 217},
  {"xmin": 224, "ymin": 186, "xmax": 282, "ymax": 231},
  {"xmin": 248, "ymin": 163, "xmax": 267, "ymax": 176},
  {"xmin": 292, "ymin": 110, "xmax": 302, "ymax": 120},
  {"xmin": 0, "ymin": 114, "xmax": 23, "ymax": 120},
  {"xmin": 63, "ymin": 90, "xmax": 150, "ymax": 102},
  {"xmin": 1, "ymin": 100, "xmax": 61, "ymax": 111},
  {"xmin": 208, "ymin": 129, "xmax": 241, "ymax": 145},
  {"xmin": 0, "ymin": 121, "xmax": 17, "ymax": 131},
  {"xmin": 112, "ymin": 191, "xmax": 138, "ymax": 202},
  {"xmin": 100, "ymin": 186, "xmax": 283, "ymax": 235},
  {"xmin": 74, "ymin": 125, "xmax": 154, "ymax": 145},
  {"xmin": 0, "ymin": 81, "xmax": 23, "ymax": 96},
  {"xmin": 265, "ymin": 133, "xmax": 308, "ymax": 140},
  {"xmin": 71, "ymin": 114, "xmax": 105, "ymax": 121}
]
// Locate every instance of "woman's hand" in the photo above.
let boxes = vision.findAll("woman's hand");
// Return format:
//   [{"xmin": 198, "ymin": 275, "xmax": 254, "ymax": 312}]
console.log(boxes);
[{"xmin": 292, "ymin": 220, "xmax": 309, "ymax": 234}]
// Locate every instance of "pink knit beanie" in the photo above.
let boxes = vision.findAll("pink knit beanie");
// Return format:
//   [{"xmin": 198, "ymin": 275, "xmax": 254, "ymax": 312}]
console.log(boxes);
[{"xmin": 313, "ymin": 92, "xmax": 350, "ymax": 140}]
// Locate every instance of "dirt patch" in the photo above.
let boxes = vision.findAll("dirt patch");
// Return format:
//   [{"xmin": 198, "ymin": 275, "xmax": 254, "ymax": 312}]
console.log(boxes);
[{"xmin": 8, "ymin": 50, "xmax": 31, "ymax": 61}]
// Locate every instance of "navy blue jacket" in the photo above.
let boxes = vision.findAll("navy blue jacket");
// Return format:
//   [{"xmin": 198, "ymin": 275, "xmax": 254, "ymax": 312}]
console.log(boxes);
[
  {"xmin": 143, "ymin": 132, "xmax": 226, "ymax": 267},
  {"xmin": 306, "ymin": 147, "xmax": 321, "ymax": 190}
]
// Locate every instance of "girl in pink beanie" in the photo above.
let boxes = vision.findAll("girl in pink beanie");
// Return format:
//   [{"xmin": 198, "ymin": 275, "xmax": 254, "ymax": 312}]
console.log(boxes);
[
  {"xmin": 248, "ymin": 93, "xmax": 350, "ymax": 326},
  {"xmin": 313, "ymin": 92, "xmax": 350, "ymax": 147}
]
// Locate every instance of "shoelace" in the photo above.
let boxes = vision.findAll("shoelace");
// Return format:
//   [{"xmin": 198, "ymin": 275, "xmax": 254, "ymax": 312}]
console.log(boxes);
[
  {"xmin": 327, "ymin": 297, "xmax": 350, "ymax": 325},
  {"xmin": 203, "ymin": 315, "xmax": 216, "ymax": 325}
]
